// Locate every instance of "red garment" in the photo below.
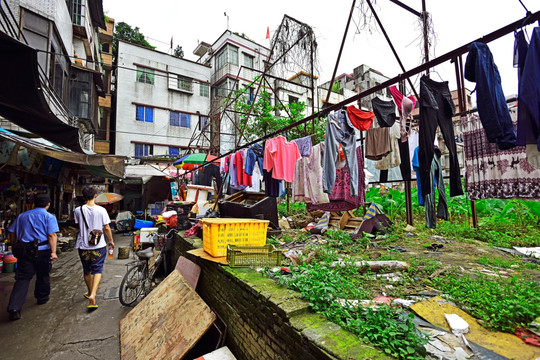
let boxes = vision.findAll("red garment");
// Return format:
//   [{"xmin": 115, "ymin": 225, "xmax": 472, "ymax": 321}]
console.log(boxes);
[
  {"xmin": 234, "ymin": 151, "xmax": 252, "ymax": 186},
  {"xmin": 347, "ymin": 105, "xmax": 375, "ymax": 131},
  {"xmin": 389, "ymin": 85, "xmax": 417, "ymax": 112}
]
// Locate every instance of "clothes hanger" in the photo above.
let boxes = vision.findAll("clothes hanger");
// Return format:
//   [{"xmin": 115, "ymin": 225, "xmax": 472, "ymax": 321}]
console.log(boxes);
[{"xmin": 428, "ymin": 69, "xmax": 444, "ymax": 82}]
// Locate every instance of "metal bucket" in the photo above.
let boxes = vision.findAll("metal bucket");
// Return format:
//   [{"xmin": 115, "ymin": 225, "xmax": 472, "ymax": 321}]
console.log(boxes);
[{"xmin": 117, "ymin": 246, "xmax": 130, "ymax": 259}]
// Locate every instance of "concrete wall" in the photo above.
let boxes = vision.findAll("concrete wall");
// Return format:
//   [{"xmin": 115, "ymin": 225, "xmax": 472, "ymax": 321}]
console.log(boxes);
[
  {"xmin": 115, "ymin": 41, "xmax": 211, "ymax": 156},
  {"xmin": 172, "ymin": 235, "xmax": 390, "ymax": 360}
]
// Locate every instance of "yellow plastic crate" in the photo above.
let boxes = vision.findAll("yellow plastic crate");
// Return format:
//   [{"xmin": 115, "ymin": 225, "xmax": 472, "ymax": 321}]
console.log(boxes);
[{"xmin": 201, "ymin": 218, "xmax": 269, "ymax": 257}]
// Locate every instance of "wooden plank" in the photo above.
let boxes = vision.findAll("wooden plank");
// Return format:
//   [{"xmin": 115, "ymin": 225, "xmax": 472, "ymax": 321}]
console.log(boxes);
[
  {"xmin": 120, "ymin": 270, "xmax": 216, "ymax": 360},
  {"xmin": 187, "ymin": 247, "xmax": 229, "ymax": 265},
  {"xmin": 175, "ymin": 256, "xmax": 201, "ymax": 290},
  {"xmin": 339, "ymin": 211, "xmax": 352, "ymax": 230}
]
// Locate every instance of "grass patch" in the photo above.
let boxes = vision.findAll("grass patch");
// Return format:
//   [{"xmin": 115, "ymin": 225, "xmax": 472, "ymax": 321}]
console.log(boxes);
[{"xmin": 431, "ymin": 273, "xmax": 540, "ymax": 332}]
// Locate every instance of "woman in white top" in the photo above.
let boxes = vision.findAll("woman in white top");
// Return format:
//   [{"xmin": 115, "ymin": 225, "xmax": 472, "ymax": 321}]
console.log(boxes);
[{"xmin": 74, "ymin": 186, "xmax": 115, "ymax": 310}]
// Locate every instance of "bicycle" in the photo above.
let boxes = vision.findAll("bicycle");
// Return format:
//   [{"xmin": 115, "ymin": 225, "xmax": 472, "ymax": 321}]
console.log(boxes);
[{"xmin": 119, "ymin": 228, "xmax": 176, "ymax": 306}]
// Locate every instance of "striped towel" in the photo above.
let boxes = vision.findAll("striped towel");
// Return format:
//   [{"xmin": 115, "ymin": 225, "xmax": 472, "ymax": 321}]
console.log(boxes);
[
  {"xmin": 314, "ymin": 211, "xmax": 330, "ymax": 229},
  {"xmin": 362, "ymin": 203, "xmax": 384, "ymax": 221}
]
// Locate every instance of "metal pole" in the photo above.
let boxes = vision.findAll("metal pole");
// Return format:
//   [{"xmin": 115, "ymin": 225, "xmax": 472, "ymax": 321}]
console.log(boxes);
[
  {"xmin": 366, "ymin": 0, "xmax": 420, "ymax": 101},
  {"xmin": 324, "ymin": 0, "xmax": 356, "ymax": 105},
  {"xmin": 422, "ymin": 0, "xmax": 430, "ymax": 74}
]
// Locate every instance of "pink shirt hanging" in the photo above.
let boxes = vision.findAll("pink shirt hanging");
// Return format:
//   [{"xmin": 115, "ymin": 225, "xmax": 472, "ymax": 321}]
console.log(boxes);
[{"xmin": 263, "ymin": 136, "xmax": 301, "ymax": 183}]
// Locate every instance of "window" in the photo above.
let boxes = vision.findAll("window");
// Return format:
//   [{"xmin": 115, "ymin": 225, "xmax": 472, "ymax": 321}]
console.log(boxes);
[
  {"xmin": 170, "ymin": 111, "xmax": 190, "ymax": 128},
  {"xmin": 229, "ymin": 46, "xmax": 238, "ymax": 65},
  {"xmin": 137, "ymin": 66, "xmax": 154, "ymax": 84},
  {"xmin": 199, "ymin": 115, "xmax": 208, "ymax": 131},
  {"xmin": 169, "ymin": 147, "xmax": 179, "ymax": 156},
  {"xmin": 69, "ymin": 70, "xmax": 92, "ymax": 119},
  {"xmin": 246, "ymin": 87, "xmax": 254, "ymax": 105},
  {"xmin": 288, "ymin": 95, "xmax": 299, "ymax": 104},
  {"xmin": 134, "ymin": 143, "xmax": 153, "ymax": 158},
  {"xmin": 243, "ymin": 53, "xmax": 254, "ymax": 68},
  {"xmin": 215, "ymin": 45, "xmax": 238, "ymax": 69},
  {"xmin": 177, "ymin": 75, "xmax": 192, "ymax": 92},
  {"xmin": 21, "ymin": 10, "xmax": 50, "ymax": 72},
  {"xmin": 136, "ymin": 105, "xmax": 153, "ymax": 122},
  {"xmin": 200, "ymin": 83, "xmax": 209, "ymax": 97},
  {"xmin": 215, "ymin": 81, "xmax": 228, "ymax": 97},
  {"xmin": 70, "ymin": 0, "xmax": 86, "ymax": 26}
]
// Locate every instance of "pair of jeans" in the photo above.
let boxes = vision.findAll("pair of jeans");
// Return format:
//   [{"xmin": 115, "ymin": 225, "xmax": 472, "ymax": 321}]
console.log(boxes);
[
  {"xmin": 516, "ymin": 27, "xmax": 540, "ymax": 151},
  {"xmin": 424, "ymin": 148, "xmax": 448, "ymax": 229},
  {"xmin": 7, "ymin": 248, "xmax": 52, "ymax": 312},
  {"xmin": 323, "ymin": 110, "xmax": 358, "ymax": 196},
  {"xmin": 465, "ymin": 42, "xmax": 516, "ymax": 150},
  {"xmin": 418, "ymin": 75, "xmax": 463, "ymax": 197}
]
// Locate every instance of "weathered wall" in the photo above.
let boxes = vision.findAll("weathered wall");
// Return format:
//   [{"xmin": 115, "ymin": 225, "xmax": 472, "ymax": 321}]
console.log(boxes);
[{"xmin": 172, "ymin": 234, "xmax": 389, "ymax": 360}]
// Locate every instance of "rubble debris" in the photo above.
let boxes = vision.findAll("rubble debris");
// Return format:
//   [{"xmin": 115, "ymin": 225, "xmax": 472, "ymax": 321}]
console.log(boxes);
[
  {"xmin": 330, "ymin": 260, "xmax": 410, "ymax": 272},
  {"xmin": 444, "ymin": 313, "xmax": 470, "ymax": 335}
]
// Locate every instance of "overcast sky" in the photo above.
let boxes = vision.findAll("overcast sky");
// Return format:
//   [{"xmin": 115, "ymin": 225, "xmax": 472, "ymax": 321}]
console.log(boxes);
[{"xmin": 102, "ymin": 0, "xmax": 539, "ymax": 101}]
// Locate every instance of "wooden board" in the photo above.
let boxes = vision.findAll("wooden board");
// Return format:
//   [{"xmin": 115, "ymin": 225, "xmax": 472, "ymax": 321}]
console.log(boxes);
[
  {"xmin": 175, "ymin": 256, "xmax": 201, "ymax": 290},
  {"xmin": 187, "ymin": 247, "xmax": 229, "ymax": 265},
  {"xmin": 120, "ymin": 270, "xmax": 216, "ymax": 360}
]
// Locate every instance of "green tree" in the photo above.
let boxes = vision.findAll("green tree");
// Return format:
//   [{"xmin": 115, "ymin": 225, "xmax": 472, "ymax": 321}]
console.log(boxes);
[
  {"xmin": 113, "ymin": 22, "xmax": 155, "ymax": 53},
  {"xmin": 229, "ymin": 78, "xmax": 325, "ymax": 144}
]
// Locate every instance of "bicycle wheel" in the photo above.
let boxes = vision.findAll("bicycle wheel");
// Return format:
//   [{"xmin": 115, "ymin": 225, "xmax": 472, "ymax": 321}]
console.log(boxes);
[{"xmin": 119, "ymin": 264, "xmax": 145, "ymax": 306}]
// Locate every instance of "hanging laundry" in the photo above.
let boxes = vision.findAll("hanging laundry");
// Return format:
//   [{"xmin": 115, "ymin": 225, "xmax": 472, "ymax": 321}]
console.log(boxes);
[
  {"xmin": 263, "ymin": 135, "xmax": 301, "ymax": 183},
  {"xmin": 234, "ymin": 151, "xmax": 252, "ymax": 187},
  {"xmin": 389, "ymin": 85, "xmax": 416, "ymax": 142},
  {"xmin": 371, "ymin": 97, "xmax": 396, "ymax": 127},
  {"xmin": 465, "ymin": 41, "xmax": 516, "ymax": 150},
  {"xmin": 245, "ymin": 164, "xmax": 262, "ymax": 192},
  {"xmin": 346, "ymin": 105, "xmax": 375, "ymax": 131},
  {"xmin": 365, "ymin": 127, "xmax": 391, "ymax": 160},
  {"xmin": 245, "ymin": 144, "xmax": 264, "ymax": 176},
  {"xmin": 461, "ymin": 113, "xmax": 540, "ymax": 201},
  {"xmin": 308, "ymin": 146, "xmax": 365, "ymax": 212},
  {"xmin": 323, "ymin": 110, "xmax": 358, "ymax": 196},
  {"xmin": 293, "ymin": 135, "xmax": 313, "ymax": 157},
  {"xmin": 515, "ymin": 27, "xmax": 540, "ymax": 155},
  {"xmin": 423, "ymin": 146, "xmax": 448, "ymax": 229},
  {"xmin": 263, "ymin": 169, "xmax": 281, "ymax": 197},
  {"xmin": 418, "ymin": 75, "xmax": 463, "ymax": 197},
  {"xmin": 375, "ymin": 122, "xmax": 401, "ymax": 170},
  {"xmin": 292, "ymin": 143, "xmax": 329, "ymax": 204}
]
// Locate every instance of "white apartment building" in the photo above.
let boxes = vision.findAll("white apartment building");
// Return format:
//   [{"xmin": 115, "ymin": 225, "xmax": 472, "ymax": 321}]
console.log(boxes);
[
  {"xmin": 114, "ymin": 40, "xmax": 211, "ymax": 157},
  {"xmin": 196, "ymin": 30, "xmax": 272, "ymax": 154}
]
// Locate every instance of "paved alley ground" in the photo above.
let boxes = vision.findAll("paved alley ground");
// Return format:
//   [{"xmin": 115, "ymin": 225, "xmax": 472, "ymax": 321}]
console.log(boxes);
[{"xmin": 0, "ymin": 233, "xmax": 133, "ymax": 360}]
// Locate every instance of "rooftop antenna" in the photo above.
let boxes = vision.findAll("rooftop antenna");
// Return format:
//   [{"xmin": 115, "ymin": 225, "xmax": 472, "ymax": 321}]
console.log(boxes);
[{"xmin": 224, "ymin": 12, "xmax": 229, "ymax": 30}]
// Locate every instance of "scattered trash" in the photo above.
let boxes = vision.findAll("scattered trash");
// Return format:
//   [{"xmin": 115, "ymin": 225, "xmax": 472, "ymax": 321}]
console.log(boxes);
[
  {"xmin": 425, "ymin": 243, "xmax": 444, "ymax": 252},
  {"xmin": 445, "ymin": 313, "xmax": 470, "ymax": 335},
  {"xmin": 403, "ymin": 224, "xmax": 416, "ymax": 232},
  {"xmin": 387, "ymin": 245, "xmax": 407, "ymax": 252},
  {"xmin": 513, "ymin": 246, "xmax": 540, "ymax": 259},
  {"xmin": 375, "ymin": 273, "xmax": 402, "ymax": 282},
  {"xmin": 515, "ymin": 328, "xmax": 540, "ymax": 347},
  {"xmin": 429, "ymin": 265, "xmax": 452, "ymax": 279},
  {"xmin": 330, "ymin": 260, "xmax": 410, "ymax": 272}
]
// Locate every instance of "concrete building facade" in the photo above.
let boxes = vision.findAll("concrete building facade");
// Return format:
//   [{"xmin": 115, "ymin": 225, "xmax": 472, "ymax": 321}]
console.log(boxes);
[{"xmin": 114, "ymin": 40, "xmax": 211, "ymax": 157}]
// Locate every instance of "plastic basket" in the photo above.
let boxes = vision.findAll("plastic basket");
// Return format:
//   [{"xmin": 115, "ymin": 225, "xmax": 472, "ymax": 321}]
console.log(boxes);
[
  {"xmin": 201, "ymin": 218, "xmax": 269, "ymax": 257},
  {"xmin": 227, "ymin": 245, "xmax": 282, "ymax": 268}
]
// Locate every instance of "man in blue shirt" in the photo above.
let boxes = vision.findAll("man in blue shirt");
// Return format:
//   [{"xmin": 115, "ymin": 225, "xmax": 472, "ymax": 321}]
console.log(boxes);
[{"xmin": 6, "ymin": 193, "xmax": 59, "ymax": 321}]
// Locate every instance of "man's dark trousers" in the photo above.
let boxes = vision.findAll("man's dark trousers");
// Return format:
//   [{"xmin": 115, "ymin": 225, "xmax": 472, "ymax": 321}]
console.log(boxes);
[{"xmin": 7, "ymin": 246, "xmax": 52, "ymax": 311}]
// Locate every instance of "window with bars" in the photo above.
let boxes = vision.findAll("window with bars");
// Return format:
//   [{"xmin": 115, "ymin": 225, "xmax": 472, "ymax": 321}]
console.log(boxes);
[
  {"xmin": 177, "ymin": 75, "xmax": 192, "ymax": 92},
  {"xmin": 137, "ymin": 66, "xmax": 154, "ymax": 84},
  {"xmin": 136, "ymin": 105, "xmax": 153, "ymax": 122},
  {"xmin": 200, "ymin": 84, "xmax": 209, "ymax": 97},
  {"xmin": 199, "ymin": 115, "xmax": 208, "ymax": 131},
  {"xmin": 170, "ymin": 111, "xmax": 190, "ymax": 128},
  {"xmin": 243, "ymin": 53, "xmax": 254, "ymax": 68},
  {"xmin": 134, "ymin": 143, "xmax": 153, "ymax": 158}
]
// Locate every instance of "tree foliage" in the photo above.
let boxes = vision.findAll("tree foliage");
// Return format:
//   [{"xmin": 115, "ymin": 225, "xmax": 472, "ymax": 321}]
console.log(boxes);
[
  {"xmin": 113, "ymin": 22, "xmax": 155, "ymax": 53},
  {"xmin": 229, "ymin": 77, "xmax": 325, "ymax": 144}
]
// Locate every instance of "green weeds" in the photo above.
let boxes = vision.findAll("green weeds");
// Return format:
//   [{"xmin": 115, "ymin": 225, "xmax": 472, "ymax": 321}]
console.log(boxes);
[{"xmin": 431, "ymin": 273, "xmax": 540, "ymax": 332}]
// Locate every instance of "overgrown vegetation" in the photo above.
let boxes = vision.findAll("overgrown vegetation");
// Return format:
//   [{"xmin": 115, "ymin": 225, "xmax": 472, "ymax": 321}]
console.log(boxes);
[
  {"xmin": 431, "ymin": 273, "xmax": 540, "ymax": 332},
  {"xmin": 275, "ymin": 264, "xmax": 428, "ymax": 359},
  {"xmin": 113, "ymin": 22, "xmax": 155, "ymax": 53}
]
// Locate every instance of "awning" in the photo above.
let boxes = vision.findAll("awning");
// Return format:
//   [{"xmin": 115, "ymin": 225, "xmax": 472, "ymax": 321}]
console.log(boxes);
[
  {"xmin": 0, "ymin": 128, "xmax": 126, "ymax": 177},
  {"xmin": 0, "ymin": 32, "xmax": 85, "ymax": 153}
]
